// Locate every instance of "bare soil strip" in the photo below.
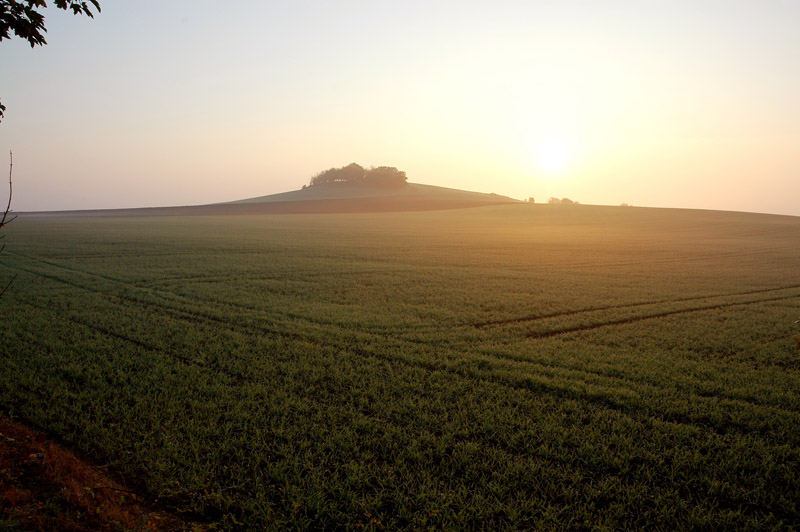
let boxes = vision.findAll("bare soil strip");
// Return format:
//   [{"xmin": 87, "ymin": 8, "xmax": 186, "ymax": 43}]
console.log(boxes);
[{"xmin": 0, "ymin": 416, "xmax": 184, "ymax": 531}]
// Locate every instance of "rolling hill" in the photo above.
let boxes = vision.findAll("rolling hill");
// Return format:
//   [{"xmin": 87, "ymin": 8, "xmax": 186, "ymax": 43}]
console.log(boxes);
[{"xmin": 25, "ymin": 182, "xmax": 520, "ymax": 217}]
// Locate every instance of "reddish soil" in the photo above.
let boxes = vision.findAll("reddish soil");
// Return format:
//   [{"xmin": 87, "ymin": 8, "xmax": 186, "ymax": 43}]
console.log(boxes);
[{"xmin": 0, "ymin": 417, "xmax": 184, "ymax": 531}]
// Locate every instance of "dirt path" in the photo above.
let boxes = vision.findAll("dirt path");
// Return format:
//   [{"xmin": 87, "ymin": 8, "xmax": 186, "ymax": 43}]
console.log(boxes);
[{"xmin": 0, "ymin": 416, "xmax": 184, "ymax": 531}]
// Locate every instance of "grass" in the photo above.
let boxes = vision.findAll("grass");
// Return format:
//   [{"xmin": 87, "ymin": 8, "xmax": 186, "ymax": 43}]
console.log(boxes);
[{"xmin": 1, "ymin": 204, "xmax": 799, "ymax": 529}]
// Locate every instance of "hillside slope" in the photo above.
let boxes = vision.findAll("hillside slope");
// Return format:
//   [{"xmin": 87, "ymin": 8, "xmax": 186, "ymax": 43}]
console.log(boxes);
[
  {"xmin": 24, "ymin": 182, "xmax": 519, "ymax": 217},
  {"xmin": 229, "ymin": 182, "xmax": 517, "ymax": 205}
]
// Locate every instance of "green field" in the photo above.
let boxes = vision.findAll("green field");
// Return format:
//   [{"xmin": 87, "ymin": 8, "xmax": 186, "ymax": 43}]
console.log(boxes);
[{"xmin": 1, "ymin": 204, "xmax": 799, "ymax": 529}]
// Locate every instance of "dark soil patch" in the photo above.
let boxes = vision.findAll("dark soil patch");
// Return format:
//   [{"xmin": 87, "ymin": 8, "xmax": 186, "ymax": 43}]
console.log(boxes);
[{"xmin": 0, "ymin": 416, "xmax": 185, "ymax": 531}]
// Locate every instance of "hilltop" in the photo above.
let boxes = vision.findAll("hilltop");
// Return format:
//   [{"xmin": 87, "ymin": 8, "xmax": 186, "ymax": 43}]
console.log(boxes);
[
  {"xmin": 227, "ymin": 162, "xmax": 519, "ymax": 212},
  {"xmin": 22, "ymin": 166, "xmax": 519, "ymax": 217},
  {"xmin": 229, "ymin": 180, "xmax": 516, "ymax": 206}
]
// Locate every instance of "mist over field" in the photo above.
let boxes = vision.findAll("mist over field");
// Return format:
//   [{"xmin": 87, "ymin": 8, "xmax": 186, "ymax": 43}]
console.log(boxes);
[{"xmin": 1, "ymin": 1, "xmax": 800, "ymax": 529}]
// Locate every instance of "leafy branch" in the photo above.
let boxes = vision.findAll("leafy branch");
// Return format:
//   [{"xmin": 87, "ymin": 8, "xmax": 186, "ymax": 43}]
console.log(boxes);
[{"xmin": 0, "ymin": 0, "xmax": 101, "ymax": 121}]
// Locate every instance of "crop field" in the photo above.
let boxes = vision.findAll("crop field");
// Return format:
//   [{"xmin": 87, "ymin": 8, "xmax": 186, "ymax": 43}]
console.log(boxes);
[{"xmin": 1, "ymin": 204, "xmax": 799, "ymax": 529}]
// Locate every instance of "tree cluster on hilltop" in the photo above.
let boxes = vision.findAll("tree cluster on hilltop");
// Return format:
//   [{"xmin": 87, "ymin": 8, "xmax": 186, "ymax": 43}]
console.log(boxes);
[
  {"xmin": 308, "ymin": 163, "xmax": 407, "ymax": 188},
  {"xmin": 548, "ymin": 197, "xmax": 579, "ymax": 205}
]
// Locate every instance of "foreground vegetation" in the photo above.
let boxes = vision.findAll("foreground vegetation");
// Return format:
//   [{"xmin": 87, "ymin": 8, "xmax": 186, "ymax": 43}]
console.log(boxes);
[{"xmin": 1, "ymin": 204, "xmax": 799, "ymax": 529}]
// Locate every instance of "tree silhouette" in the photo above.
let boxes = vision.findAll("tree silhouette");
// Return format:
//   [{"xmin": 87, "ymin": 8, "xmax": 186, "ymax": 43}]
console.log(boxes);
[
  {"xmin": 364, "ymin": 166, "xmax": 407, "ymax": 187},
  {"xmin": 309, "ymin": 163, "xmax": 407, "ymax": 188},
  {"xmin": 548, "ymin": 197, "xmax": 578, "ymax": 205},
  {"xmin": 0, "ymin": 0, "xmax": 101, "ymax": 122}
]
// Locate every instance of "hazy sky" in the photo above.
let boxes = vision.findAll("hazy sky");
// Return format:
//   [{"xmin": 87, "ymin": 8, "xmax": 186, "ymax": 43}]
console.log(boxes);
[{"xmin": 0, "ymin": 1, "xmax": 798, "ymax": 214}]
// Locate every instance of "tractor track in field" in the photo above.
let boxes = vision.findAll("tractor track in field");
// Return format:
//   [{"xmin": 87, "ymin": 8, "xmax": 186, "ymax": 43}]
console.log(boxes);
[
  {"xmin": 142, "ymin": 268, "xmax": 420, "ymax": 285},
  {"xmin": 12, "ymin": 293, "xmax": 800, "ymax": 486},
  {"xmin": 445, "ymin": 245, "xmax": 793, "ymax": 274},
  {"xmin": 6, "ymin": 252, "xmax": 405, "ymax": 333},
  {"xmin": 6, "ymin": 347, "xmax": 793, "ymax": 528},
  {"xmin": 550, "ymin": 245, "xmax": 791, "ymax": 270},
  {"xmin": 525, "ymin": 293, "xmax": 800, "ymax": 339},
  {"xmin": 7, "ymin": 256, "xmax": 800, "ymax": 414},
  {"xmin": 7, "ymin": 255, "xmax": 800, "ymax": 442},
  {"xmin": 474, "ymin": 284, "xmax": 800, "ymax": 328},
  {"xmin": 13, "ymin": 284, "xmax": 800, "ymax": 449},
  {"xmin": 7, "ymin": 261, "xmax": 318, "ymax": 337},
  {"xmin": 14, "ymin": 250, "xmax": 800, "ymax": 338},
  {"xmin": 20, "ymin": 301, "xmax": 203, "ymax": 368}
]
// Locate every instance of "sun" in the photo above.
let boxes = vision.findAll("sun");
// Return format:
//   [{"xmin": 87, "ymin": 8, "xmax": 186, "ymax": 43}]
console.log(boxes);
[{"xmin": 536, "ymin": 138, "xmax": 570, "ymax": 173}]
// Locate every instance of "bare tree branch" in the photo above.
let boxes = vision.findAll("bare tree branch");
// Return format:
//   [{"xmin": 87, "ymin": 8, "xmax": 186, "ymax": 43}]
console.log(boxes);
[
  {"xmin": 0, "ymin": 150, "xmax": 15, "ymax": 298},
  {"xmin": 0, "ymin": 150, "xmax": 15, "ymax": 229}
]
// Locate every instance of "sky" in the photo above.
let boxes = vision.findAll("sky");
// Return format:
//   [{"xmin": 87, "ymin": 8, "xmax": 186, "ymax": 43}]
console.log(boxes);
[{"xmin": 0, "ymin": 0, "xmax": 798, "ymax": 215}]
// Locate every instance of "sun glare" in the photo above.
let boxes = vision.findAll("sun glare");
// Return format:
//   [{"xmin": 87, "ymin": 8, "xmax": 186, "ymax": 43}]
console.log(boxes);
[{"xmin": 536, "ymin": 138, "xmax": 570, "ymax": 173}]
